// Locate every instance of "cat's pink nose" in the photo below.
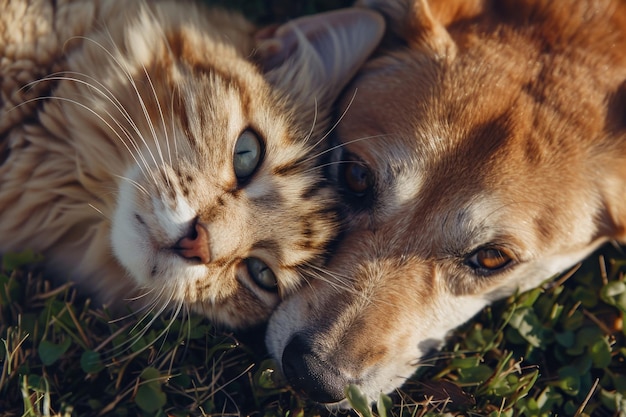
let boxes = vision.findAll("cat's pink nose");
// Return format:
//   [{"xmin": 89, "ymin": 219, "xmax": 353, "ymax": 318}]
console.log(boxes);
[{"xmin": 173, "ymin": 222, "xmax": 211, "ymax": 264}]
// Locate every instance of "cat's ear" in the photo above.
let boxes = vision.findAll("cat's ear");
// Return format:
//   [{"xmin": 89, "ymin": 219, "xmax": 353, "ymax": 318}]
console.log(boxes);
[{"xmin": 255, "ymin": 8, "xmax": 385, "ymax": 105}]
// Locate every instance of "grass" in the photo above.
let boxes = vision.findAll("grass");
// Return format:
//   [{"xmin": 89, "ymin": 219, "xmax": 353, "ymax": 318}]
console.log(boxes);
[
  {"xmin": 2, "ymin": 0, "xmax": 626, "ymax": 416},
  {"xmin": 1, "ymin": 244, "xmax": 625, "ymax": 416}
]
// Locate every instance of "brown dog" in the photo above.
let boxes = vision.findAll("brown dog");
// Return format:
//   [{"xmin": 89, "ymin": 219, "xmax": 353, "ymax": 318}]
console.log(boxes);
[{"xmin": 265, "ymin": 0, "xmax": 626, "ymax": 406}]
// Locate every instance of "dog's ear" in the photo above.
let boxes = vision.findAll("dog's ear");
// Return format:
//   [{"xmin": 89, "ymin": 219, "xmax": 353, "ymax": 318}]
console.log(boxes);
[
  {"xmin": 254, "ymin": 9, "xmax": 385, "ymax": 105},
  {"xmin": 356, "ymin": 0, "xmax": 483, "ymax": 58}
]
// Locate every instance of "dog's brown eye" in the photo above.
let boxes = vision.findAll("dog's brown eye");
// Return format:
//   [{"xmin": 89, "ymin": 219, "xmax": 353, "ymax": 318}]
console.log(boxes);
[
  {"xmin": 344, "ymin": 162, "xmax": 371, "ymax": 195},
  {"xmin": 468, "ymin": 248, "xmax": 513, "ymax": 272}
]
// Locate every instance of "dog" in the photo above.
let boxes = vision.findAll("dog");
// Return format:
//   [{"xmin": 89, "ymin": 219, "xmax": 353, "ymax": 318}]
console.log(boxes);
[{"xmin": 265, "ymin": 0, "xmax": 626, "ymax": 406}]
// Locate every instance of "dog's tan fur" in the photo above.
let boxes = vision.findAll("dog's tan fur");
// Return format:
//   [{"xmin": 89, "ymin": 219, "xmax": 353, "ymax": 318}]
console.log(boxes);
[{"xmin": 266, "ymin": 0, "xmax": 626, "ymax": 405}]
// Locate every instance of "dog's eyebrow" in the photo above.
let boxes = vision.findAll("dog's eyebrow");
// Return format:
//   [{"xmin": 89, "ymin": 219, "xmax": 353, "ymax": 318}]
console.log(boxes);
[{"xmin": 464, "ymin": 113, "xmax": 513, "ymax": 158}]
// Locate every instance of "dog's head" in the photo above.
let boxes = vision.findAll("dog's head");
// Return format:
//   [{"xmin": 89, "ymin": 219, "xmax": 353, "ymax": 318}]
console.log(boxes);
[{"xmin": 266, "ymin": 0, "xmax": 626, "ymax": 406}]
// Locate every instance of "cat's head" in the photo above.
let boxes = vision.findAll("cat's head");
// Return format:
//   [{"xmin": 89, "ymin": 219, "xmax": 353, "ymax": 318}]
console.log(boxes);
[{"xmin": 54, "ymin": 2, "xmax": 384, "ymax": 327}]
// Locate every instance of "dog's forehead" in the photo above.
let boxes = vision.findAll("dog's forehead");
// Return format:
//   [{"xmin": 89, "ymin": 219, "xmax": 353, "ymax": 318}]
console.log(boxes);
[{"xmin": 335, "ymin": 38, "xmax": 607, "ymax": 256}]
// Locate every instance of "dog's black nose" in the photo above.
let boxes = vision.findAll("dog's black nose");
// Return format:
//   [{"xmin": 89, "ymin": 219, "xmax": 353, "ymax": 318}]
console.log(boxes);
[{"xmin": 282, "ymin": 334, "xmax": 348, "ymax": 404}]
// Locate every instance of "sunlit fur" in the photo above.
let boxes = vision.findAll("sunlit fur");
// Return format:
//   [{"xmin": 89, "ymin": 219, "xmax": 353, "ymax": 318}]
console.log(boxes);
[
  {"xmin": 266, "ymin": 0, "xmax": 626, "ymax": 405},
  {"xmin": 0, "ymin": 0, "xmax": 384, "ymax": 329}
]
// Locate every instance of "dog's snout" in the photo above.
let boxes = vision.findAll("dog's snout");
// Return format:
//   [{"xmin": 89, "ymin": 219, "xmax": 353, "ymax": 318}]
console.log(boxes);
[{"xmin": 282, "ymin": 334, "xmax": 348, "ymax": 404}]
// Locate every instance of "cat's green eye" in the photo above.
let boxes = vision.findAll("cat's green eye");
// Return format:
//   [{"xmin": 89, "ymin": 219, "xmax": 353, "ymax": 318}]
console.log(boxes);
[
  {"xmin": 245, "ymin": 257, "xmax": 278, "ymax": 292},
  {"xmin": 233, "ymin": 130, "xmax": 262, "ymax": 181}
]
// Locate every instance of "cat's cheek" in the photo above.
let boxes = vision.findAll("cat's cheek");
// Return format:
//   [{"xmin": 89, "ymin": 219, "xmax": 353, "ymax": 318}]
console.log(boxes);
[
  {"xmin": 110, "ymin": 189, "xmax": 152, "ymax": 286},
  {"xmin": 110, "ymin": 175, "xmax": 167, "ymax": 287}
]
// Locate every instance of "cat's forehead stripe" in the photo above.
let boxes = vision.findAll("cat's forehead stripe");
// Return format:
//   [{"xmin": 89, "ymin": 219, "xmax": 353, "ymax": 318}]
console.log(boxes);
[
  {"xmin": 272, "ymin": 158, "xmax": 308, "ymax": 177},
  {"xmin": 255, "ymin": 239, "xmax": 283, "ymax": 259},
  {"xmin": 249, "ymin": 190, "xmax": 284, "ymax": 209},
  {"xmin": 300, "ymin": 184, "xmax": 326, "ymax": 201}
]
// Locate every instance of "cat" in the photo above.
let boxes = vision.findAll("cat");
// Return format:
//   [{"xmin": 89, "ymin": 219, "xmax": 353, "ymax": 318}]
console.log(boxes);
[
  {"xmin": 265, "ymin": 0, "xmax": 626, "ymax": 406},
  {"xmin": 0, "ymin": 0, "xmax": 384, "ymax": 328}
]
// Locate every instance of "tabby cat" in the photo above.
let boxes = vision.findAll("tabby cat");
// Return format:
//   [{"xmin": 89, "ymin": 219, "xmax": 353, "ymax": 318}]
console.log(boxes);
[{"xmin": 0, "ymin": 0, "xmax": 384, "ymax": 327}]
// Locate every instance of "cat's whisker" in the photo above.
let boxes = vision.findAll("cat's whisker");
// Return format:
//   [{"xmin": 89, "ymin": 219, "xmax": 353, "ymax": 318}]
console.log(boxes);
[
  {"xmin": 106, "ymin": 288, "xmax": 158, "ymax": 325},
  {"xmin": 87, "ymin": 203, "xmax": 109, "ymax": 220},
  {"xmin": 51, "ymin": 95, "xmax": 150, "ymax": 180},
  {"xmin": 106, "ymin": 289, "xmax": 160, "ymax": 328},
  {"xmin": 19, "ymin": 71, "xmax": 126, "ymax": 119},
  {"xmin": 169, "ymin": 89, "xmax": 180, "ymax": 162},
  {"xmin": 299, "ymin": 88, "xmax": 359, "ymax": 164},
  {"xmin": 140, "ymin": 63, "xmax": 171, "ymax": 188},
  {"xmin": 135, "ymin": 13, "xmax": 177, "ymax": 177},
  {"xmin": 124, "ymin": 285, "xmax": 156, "ymax": 302},
  {"xmin": 311, "ymin": 266, "xmax": 399, "ymax": 309},
  {"xmin": 113, "ymin": 174, "xmax": 150, "ymax": 197},
  {"xmin": 117, "ymin": 288, "xmax": 172, "ymax": 353},
  {"xmin": 13, "ymin": 77, "xmax": 155, "ymax": 183},
  {"xmin": 13, "ymin": 70, "xmax": 75, "ymax": 97},
  {"xmin": 73, "ymin": 34, "xmax": 163, "ymax": 186},
  {"xmin": 85, "ymin": 30, "xmax": 158, "ymax": 182},
  {"xmin": 302, "ymin": 97, "xmax": 319, "ymax": 145},
  {"xmin": 109, "ymin": 298, "xmax": 171, "ymax": 359},
  {"xmin": 309, "ymin": 133, "xmax": 392, "ymax": 164},
  {"xmin": 136, "ymin": 290, "xmax": 175, "ymax": 338},
  {"xmin": 151, "ymin": 300, "xmax": 184, "ymax": 359},
  {"xmin": 301, "ymin": 160, "xmax": 355, "ymax": 175},
  {"xmin": 98, "ymin": 291, "xmax": 184, "ymax": 357},
  {"xmin": 56, "ymin": 71, "xmax": 156, "ymax": 179},
  {"xmin": 302, "ymin": 263, "xmax": 358, "ymax": 295},
  {"xmin": 107, "ymin": 310, "xmax": 139, "ymax": 325}
]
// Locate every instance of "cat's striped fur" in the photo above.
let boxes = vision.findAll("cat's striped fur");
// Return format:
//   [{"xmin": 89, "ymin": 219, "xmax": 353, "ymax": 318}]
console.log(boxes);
[{"xmin": 0, "ymin": 0, "xmax": 384, "ymax": 327}]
